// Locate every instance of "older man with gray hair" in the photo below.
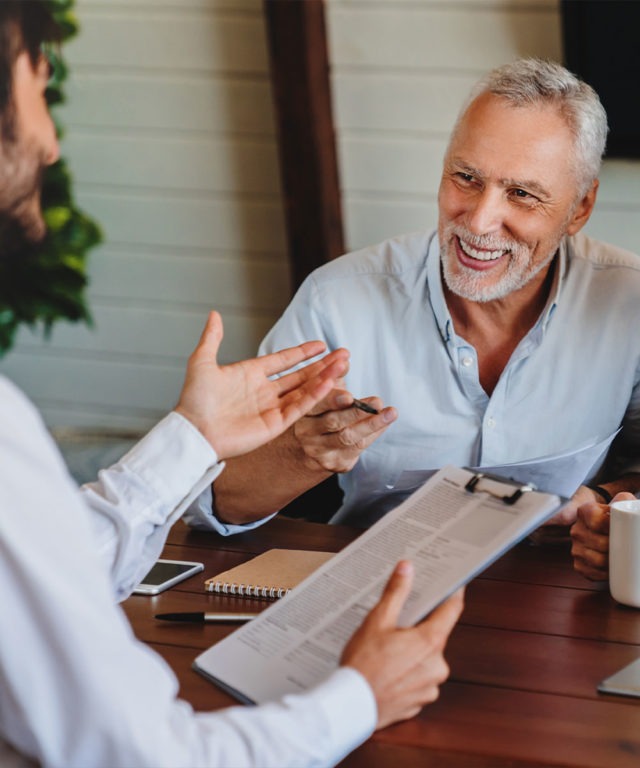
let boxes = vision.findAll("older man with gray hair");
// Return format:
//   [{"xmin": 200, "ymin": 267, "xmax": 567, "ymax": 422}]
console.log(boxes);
[{"xmin": 190, "ymin": 57, "xmax": 640, "ymax": 536}]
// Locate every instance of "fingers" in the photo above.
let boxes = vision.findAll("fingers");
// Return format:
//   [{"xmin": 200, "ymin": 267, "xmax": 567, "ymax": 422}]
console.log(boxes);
[
  {"xmin": 368, "ymin": 561, "xmax": 414, "ymax": 629},
  {"xmin": 570, "ymin": 503, "xmax": 610, "ymax": 581},
  {"xmin": 259, "ymin": 339, "xmax": 329, "ymax": 378},
  {"xmin": 191, "ymin": 310, "xmax": 223, "ymax": 362},
  {"xmin": 305, "ymin": 388, "xmax": 375, "ymax": 418},
  {"xmin": 577, "ymin": 502, "xmax": 610, "ymax": 535},
  {"xmin": 416, "ymin": 589, "xmax": 465, "ymax": 645},
  {"xmin": 294, "ymin": 402, "xmax": 397, "ymax": 473},
  {"xmin": 275, "ymin": 350, "xmax": 350, "ymax": 398},
  {"xmin": 277, "ymin": 361, "xmax": 353, "ymax": 427}
]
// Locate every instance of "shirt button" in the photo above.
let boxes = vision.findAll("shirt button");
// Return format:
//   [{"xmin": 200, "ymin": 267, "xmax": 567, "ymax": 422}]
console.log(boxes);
[
  {"xmin": 461, "ymin": 356, "xmax": 473, "ymax": 367},
  {"xmin": 487, "ymin": 417, "xmax": 496, "ymax": 428}
]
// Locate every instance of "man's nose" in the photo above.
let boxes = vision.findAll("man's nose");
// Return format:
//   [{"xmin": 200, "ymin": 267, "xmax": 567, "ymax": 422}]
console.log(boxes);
[
  {"xmin": 44, "ymin": 123, "xmax": 60, "ymax": 166},
  {"xmin": 466, "ymin": 187, "xmax": 505, "ymax": 235}
]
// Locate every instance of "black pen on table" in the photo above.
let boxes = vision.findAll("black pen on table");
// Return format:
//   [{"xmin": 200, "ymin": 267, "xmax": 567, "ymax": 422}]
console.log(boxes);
[
  {"xmin": 155, "ymin": 611, "xmax": 259, "ymax": 623},
  {"xmin": 352, "ymin": 398, "xmax": 379, "ymax": 415}
]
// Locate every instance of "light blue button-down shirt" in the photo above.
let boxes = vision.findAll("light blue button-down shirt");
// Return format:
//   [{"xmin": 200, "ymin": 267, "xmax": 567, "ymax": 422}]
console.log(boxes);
[{"xmin": 259, "ymin": 230, "xmax": 640, "ymax": 526}]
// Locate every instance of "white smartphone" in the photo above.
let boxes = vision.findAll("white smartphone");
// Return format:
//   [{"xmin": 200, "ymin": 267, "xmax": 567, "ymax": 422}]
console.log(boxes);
[
  {"xmin": 598, "ymin": 657, "xmax": 640, "ymax": 698},
  {"xmin": 133, "ymin": 559, "xmax": 204, "ymax": 595}
]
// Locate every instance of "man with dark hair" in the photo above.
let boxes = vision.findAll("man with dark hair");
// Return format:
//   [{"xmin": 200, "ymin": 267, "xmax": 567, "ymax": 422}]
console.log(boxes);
[{"xmin": 0, "ymin": 3, "xmax": 462, "ymax": 766}]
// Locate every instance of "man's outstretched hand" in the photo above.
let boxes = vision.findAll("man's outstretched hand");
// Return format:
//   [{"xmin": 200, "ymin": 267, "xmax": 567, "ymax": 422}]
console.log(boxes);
[{"xmin": 175, "ymin": 311, "xmax": 349, "ymax": 459}]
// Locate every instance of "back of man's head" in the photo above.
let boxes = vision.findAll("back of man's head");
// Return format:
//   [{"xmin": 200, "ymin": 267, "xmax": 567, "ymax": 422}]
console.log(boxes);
[
  {"xmin": 453, "ymin": 58, "xmax": 608, "ymax": 197},
  {"xmin": 0, "ymin": 0, "xmax": 57, "ymax": 141}
]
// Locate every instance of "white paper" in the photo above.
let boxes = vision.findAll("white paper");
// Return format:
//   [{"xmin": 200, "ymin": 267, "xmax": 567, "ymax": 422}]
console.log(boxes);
[
  {"xmin": 194, "ymin": 466, "xmax": 561, "ymax": 703},
  {"xmin": 390, "ymin": 429, "xmax": 620, "ymax": 498}
]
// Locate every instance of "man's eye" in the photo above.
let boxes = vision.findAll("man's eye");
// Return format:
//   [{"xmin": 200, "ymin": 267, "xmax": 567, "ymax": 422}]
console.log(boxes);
[
  {"xmin": 509, "ymin": 188, "xmax": 541, "ymax": 205},
  {"xmin": 456, "ymin": 173, "xmax": 475, "ymax": 184},
  {"xmin": 512, "ymin": 188, "xmax": 538, "ymax": 200}
]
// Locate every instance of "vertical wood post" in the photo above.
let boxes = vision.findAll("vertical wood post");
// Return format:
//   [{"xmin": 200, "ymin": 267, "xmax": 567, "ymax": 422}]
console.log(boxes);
[{"xmin": 264, "ymin": 0, "xmax": 345, "ymax": 291}]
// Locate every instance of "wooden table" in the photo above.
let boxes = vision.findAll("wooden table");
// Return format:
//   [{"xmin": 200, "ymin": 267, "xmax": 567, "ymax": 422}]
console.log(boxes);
[{"xmin": 123, "ymin": 517, "xmax": 640, "ymax": 767}]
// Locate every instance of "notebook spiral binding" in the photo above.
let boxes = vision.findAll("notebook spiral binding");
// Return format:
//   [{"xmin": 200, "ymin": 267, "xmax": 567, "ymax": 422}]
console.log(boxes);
[{"xmin": 206, "ymin": 581, "xmax": 291, "ymax": 599}]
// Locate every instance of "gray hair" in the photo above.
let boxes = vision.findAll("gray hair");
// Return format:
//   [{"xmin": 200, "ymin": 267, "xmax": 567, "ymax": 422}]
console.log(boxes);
[{"xmin": 452, "ymin": 58, "xmax": 608, "ymax": 196}]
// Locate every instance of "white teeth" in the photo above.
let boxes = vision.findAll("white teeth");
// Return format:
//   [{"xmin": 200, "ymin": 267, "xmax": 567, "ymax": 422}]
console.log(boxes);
[{"xmin": 459, "ymin": 238, "xmax": 505, "ymax": 261}]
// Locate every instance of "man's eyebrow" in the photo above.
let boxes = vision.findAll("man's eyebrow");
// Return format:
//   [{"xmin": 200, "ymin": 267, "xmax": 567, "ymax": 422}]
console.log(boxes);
[{"xmin": 448, "ymin": 159, "xmax": 483, "ymax": 177}]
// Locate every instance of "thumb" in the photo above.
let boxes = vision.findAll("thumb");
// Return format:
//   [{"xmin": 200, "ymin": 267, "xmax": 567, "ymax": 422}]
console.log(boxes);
[
  {"xmin": 194, "ymin": 310, "xmax": 223, "ymax": 362},
  {"xmin": 370, "ymin": 560, "xmax": 414, "ymax": 629}
]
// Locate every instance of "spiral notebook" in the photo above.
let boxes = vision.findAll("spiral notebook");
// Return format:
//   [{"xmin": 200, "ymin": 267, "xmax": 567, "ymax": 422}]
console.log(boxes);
[{"xmin": 204, "ymin": 549, "xmax": 334, "ymax": 599}]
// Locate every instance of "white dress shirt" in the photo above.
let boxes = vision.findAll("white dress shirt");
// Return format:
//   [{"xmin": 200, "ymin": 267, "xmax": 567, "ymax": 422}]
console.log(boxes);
[
  {"xmin": 209, "ymin": 229, "xmax": 640, "ymax": 528},
  {"xmin": 0, "ymin": 376, "xmax": 376, "ymax": 767}
]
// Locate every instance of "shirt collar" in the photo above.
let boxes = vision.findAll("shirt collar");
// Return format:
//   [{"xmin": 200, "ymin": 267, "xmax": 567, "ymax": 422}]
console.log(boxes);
[{"xmin": 426, "ymin": 233, "xmax": 454, "ymax": 344}]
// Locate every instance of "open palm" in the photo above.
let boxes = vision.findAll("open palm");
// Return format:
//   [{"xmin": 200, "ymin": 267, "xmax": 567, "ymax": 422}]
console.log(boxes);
[{"xmin": 175, "ymin": 311, "xmax": 349, "ymax": 459}]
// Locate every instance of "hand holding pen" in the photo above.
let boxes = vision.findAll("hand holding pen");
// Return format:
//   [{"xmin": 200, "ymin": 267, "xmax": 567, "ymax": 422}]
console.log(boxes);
[{"xmin": 292, "ymin": 387, "xmax": 397, "ymax": 475}]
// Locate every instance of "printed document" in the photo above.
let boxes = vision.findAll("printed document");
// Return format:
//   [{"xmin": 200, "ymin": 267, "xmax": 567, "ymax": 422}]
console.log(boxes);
[{"xmin": 193, "ymin": 465, "xmax": 561, "ymax": 703}]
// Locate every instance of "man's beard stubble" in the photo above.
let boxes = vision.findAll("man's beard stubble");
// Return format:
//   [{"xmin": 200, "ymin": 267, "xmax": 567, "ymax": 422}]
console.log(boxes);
[
  {"xmin": 439, "ymin": 222, "xmax": 559, "ymax": 303},
  {"xmin": 0, "ymin": 140, "xmax": 47, "ymax": 263},
  {"xmin": 0, "ymin": 205, "xmax": 45, "ymax": 264}
]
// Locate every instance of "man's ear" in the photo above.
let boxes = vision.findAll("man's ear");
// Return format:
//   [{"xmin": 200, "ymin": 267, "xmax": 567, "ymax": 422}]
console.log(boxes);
[{"xmin": 566, "ymin": 179, "xmax": 599, "ymax": 236}]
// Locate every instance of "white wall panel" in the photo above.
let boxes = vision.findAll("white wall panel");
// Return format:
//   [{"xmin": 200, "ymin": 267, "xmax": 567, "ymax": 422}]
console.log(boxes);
[
  {"xmin": 86, "ymin": 246, "xmax": 290, "ymax": 311},
  {"xmin": 333, "ymin": 72, "xmax": 478, "ymax": 135},
  {"xmin": 583, "ymin": 210, "xmax": 640, "ymax": 257},
  {"xmin": 64, "ymin": 74, "xmax": 275, "ymax": 135},
  {"xmin": 327, "ymin": 6, "xmax": 561, "ymax": 70},
  {"xmin": 13, "ymin": 303, "xmax": 276, "ymax": 365},
  {"xmin": 75, "ymin": 190, "xmax": 286, "ymax": 253},
  {"xmin": 63, "ymin": 133, "xmax": 281, "ymax": 195},
  {"xmin": 65, "ymin": 12, "xmax": 268, "ymax": 74},
  {"xmin": 343, "ymin": 197, "xmax": 439, "ymax": 252},
  {"xmin": 3, "ymin": 353, "xmax": 184, "ymax": 414},
  {"xmin": 338, "ymin": 136, "xmax": 448, "ymax": 196}
]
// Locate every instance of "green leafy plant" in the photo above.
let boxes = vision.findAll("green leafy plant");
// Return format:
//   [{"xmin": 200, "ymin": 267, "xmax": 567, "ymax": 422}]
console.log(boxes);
[{"xmin": 0, "ymin": 0, "xmax": 101, "ymax": 355}]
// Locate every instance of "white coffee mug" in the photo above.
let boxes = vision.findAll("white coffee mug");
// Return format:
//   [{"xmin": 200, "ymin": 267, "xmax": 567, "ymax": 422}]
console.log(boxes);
[{"xmin": 609, "ymin": 499, "xmax": 640, "ymax": 608}]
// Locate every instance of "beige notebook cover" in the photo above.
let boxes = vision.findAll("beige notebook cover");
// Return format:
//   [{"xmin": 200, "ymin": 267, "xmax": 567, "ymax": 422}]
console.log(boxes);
[{"xmin": 205, "ymin": 549, "xmax": 334, "ymax": 599}]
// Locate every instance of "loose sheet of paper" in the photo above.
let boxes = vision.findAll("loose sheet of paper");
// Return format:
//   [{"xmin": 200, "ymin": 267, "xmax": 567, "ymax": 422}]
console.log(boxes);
[
  {"xmin": 390, "ymin": 429, "xmax": 620, "ymax": 498},
  {"xmin": 194, "ymin": 466, "xmax": 561, "ymax": 703}
]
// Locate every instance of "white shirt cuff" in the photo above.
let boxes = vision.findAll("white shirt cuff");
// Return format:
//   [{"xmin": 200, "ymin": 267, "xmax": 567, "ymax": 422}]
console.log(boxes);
[{"xmin": 294, "ymin": 666, "xmax": 377, "ymax": 763}]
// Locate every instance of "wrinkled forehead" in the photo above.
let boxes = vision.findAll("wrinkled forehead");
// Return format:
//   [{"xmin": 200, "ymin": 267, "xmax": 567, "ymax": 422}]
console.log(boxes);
[
  {"xmin": 444, "ymin": 94, "xmax": 585, "ymax": 200},
  {"xmin": 452, "ymin": 92, "xmax": 573, "ymax": 144},
  {"xmin": 451, "ymin": 94, "xmax": 577, "ymax": 165}
]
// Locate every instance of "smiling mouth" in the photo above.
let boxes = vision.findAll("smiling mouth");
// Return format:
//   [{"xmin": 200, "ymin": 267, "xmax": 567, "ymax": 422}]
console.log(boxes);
[{"xmin": 457, "ymin": 236, "xmax": 507, "ymax": 262}]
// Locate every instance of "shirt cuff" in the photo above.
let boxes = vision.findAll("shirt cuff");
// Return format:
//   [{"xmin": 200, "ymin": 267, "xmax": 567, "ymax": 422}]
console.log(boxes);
[
  {"xmin": 117, "ymin": 411, "xmax": 223, "ymax": 517},
  {"xmin": 182, "ymin": 485, "xmax": 277, "ymax": 536},
  {"xmin": 292, "ymin": 666, "xmax": 377, "ymax": 762}
]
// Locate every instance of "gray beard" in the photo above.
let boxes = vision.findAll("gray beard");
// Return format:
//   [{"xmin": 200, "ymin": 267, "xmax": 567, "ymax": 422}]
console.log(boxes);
[{"xmin": 439, "ymin": 233, "xmax": 559, "ymax": 303}]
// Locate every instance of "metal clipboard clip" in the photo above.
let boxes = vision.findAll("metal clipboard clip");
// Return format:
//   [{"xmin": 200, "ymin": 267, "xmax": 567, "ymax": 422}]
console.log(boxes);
[{"xmin": 464, "ymin": 471, "xmax": 536, "ymax": 506}]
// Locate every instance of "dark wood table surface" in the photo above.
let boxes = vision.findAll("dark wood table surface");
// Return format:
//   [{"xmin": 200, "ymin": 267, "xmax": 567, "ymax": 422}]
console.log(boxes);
[{"xmin": 122, "ymin": 516, "xmax": 640, "ymax": 768}]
